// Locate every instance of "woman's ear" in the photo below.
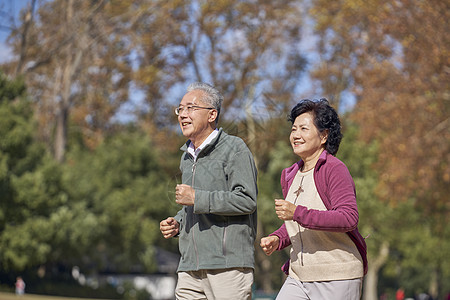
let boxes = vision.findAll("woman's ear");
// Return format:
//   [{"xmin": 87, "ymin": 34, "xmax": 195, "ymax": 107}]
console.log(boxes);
[{"xmin": 321, "ymin": 129, "xmax": 329, "ymax": 145}]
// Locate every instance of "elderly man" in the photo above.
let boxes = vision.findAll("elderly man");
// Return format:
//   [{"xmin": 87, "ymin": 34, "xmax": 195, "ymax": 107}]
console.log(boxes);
[{"xmin": 160, "ymin": 82, "xmax": 258, "ymax": 299}]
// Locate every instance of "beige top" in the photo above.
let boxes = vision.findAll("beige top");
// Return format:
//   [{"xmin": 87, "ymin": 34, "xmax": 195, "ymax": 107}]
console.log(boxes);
[{"xmin": 285, "ymin": 169, "xmax": 363, "ymax": 282}]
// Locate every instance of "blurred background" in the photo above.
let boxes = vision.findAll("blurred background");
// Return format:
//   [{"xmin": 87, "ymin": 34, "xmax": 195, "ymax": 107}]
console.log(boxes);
[{"xmin": 0, "ymin": 0, "xmax": 448, "ymax": 299}]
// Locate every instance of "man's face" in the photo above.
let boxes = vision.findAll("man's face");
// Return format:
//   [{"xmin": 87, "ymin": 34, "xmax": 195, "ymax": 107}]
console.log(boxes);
[{"xmin": 177, "ymin": 90, "xmax": 214, "ymax": 144}]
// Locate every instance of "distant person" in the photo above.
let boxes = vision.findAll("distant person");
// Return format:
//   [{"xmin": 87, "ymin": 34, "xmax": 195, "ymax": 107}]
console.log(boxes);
[
  {"xmin": 260, "ymin": 99, "xmax": 368, "ymax": 300},
  {"xmin": 15, "ymin": 276, "xmax": 25, "ymax": 295},
  {"xmin": 417, "ymin": 293, "xmax": 431, "ymax": 300},
  {"xmin": 396, "ymin": 288, "xmax": 405, "ymax": 300},
  {"xmin": 160, "ymin": 82, "xmax": 258, "ymax": 299}
]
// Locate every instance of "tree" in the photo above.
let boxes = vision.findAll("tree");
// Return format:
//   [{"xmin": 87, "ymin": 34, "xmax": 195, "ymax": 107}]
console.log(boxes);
[
  {"xmin": 0, "ymin": 69, "xmax": 182, "ymax": 287},
  {"xmin": 0, "ymin": 71, "xmax": 61, "ymax": 272},
  {"xmin": 4, "ymin": 0, "xmax": 142, "ymax": 161},
  {"xmin": 130, "ymin": 0, "xmax": 307, "ymax": 129},
  {"xmin": 337, "ymin": 120, "xmax": 392, "ymax": 300},
  {"xmin": 309, "ymin": 0, "xmax": 449, "ymax": 298},
  {"xmin": 60, "ymin": 129, "xmax": 181, "ymax": 274}
]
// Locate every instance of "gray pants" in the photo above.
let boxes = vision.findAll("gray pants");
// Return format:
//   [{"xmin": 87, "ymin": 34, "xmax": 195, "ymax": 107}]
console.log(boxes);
[
  {"xmin": 276, "ymin": 276, "xmax": 362, "ymax": 300},
  {"xmin": 176, "ymin": 268, "xmax": 253, "ymax": 300}
]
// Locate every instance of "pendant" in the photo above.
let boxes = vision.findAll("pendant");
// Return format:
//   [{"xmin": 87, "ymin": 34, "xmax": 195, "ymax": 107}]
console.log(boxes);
[{"xmin": 294, "ymin": 185, "xmax": 304, "ymax": 197}]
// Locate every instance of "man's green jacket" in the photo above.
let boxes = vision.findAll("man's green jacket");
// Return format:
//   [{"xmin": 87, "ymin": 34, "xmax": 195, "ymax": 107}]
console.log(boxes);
[{"xmin": 174, "ymin": 128, "xmax": 258, "ymax": 272}]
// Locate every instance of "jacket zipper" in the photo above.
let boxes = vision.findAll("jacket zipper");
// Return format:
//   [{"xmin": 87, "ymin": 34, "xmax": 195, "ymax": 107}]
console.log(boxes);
[
  {"xmin": 191, "ymin": 160, "xmax": 199, "ymax": 269},
  {"xmin": 223, "ymin": 226, "xmax": 227, "ymax": 256}
]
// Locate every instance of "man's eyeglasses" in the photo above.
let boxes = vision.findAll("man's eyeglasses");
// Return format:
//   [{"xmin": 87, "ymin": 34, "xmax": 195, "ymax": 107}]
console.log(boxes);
[{"xmin": 175, "ymin": 105, "xmax": 214, "ymax": 116}]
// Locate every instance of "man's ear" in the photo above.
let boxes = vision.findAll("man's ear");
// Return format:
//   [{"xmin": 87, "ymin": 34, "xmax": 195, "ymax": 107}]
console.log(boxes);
[{"xmin": 208, "ymin": 109, "xmax": 218, "ymax": 123}]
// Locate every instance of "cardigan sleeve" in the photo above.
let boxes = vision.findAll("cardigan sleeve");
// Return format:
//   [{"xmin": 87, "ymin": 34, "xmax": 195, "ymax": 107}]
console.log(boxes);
[
  {"xmin": 292, "ymin": 162, "xmax": 359, "ymax": 232},
  {"xmin": 269, "ymin": 223, "xmax": 292, "ymax": 250}
]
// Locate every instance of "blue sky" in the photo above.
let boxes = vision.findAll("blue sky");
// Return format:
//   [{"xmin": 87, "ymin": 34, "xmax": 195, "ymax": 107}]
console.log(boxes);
[
  {"xmin": 0, "ymin": 0, "xmax": 30, "ymax": 63},
  {"xmin": 0, "ymin": 0, "xmax": 356, "ymax": 114}
]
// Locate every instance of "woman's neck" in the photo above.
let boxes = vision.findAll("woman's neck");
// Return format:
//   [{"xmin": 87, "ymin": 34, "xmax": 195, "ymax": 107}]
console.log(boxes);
[{"xmin": 301, "ymin": 149, "xmax": 324, "ymax": 172}]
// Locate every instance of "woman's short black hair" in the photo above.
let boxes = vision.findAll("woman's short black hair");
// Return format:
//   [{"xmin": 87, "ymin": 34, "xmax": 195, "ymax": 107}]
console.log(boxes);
[{"xmin": 288, "ymin": 98, "xmax": 343, "ymax": 155}]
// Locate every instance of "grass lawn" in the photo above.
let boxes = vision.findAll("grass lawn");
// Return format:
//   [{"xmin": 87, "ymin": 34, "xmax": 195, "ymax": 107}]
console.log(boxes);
[{"xmin": 0, "ymin": 292, "xmax": 112, "ymax": 300}]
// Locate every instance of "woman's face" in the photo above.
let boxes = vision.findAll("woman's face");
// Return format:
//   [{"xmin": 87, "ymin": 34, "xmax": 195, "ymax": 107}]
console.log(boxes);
[{"xmin": 290, "ymin": 112, "xmax": 327, "ymax": 159}]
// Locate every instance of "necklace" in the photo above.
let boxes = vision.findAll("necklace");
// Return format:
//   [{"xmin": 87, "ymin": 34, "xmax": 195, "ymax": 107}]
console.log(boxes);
[
  {"xmin": 301, "ymin": 164, "xmax": 315, "ymax": 173},
  {"xmin": 292, "ymin": 172, "xmax": 306, "ymax": 266}
]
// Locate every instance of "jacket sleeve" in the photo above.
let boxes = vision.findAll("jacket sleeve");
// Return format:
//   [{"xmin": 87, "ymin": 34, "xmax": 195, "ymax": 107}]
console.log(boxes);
[
  {"xmin": 292, "ymin": 163, "xmax": 359, "ymax": 232},
  {"xmin": 194, "ymin": 149, "xmax": 258, "ymax": 216},
  {"xmin": 173, "ymin": 208, "xmax": 185, "ymax": 235},
  {"xmin": 173, "ymin": 208, "xmax": 184, "ymax": 225}
]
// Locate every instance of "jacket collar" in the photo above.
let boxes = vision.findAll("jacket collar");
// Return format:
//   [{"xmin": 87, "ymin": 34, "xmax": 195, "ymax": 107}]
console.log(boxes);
[{"xmin": 180, "ymin": 128, "xmax": 224, "ymax": 158}]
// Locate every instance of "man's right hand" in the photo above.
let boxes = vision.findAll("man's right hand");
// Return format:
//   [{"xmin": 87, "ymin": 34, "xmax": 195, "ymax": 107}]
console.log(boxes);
[{"xmin": 160, "ymin": 217, "xmax": 180, "ymax": 239}]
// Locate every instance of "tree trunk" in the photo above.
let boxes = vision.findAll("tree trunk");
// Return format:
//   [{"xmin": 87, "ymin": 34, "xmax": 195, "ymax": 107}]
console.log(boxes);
[
  {"xmin": 54, "ymin": 53, "xmax": 74, "ymax": 163},
  {"xmin": 54, "ymin": 101, "xmax": 68, "ymax": 163},
  {"xmin": 428, "ymin": 268, "xmax": 439, "ymax": 300},
  {"xmin": 363, "ymin": 241, "xmax": 389, "ymax": 300},
  {"xmin": 14, "ymin": 0, "xmax": 37, "ymax": 76},
  {"xmin": 54, "ymin": 0, "xmax": 86, "ymax": 162}
]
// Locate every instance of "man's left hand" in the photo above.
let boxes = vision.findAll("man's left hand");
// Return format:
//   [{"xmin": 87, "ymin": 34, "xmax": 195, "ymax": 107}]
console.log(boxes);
[{"xmin": 175, "ymin": 184, "xmax": 195, "ymax": 206}]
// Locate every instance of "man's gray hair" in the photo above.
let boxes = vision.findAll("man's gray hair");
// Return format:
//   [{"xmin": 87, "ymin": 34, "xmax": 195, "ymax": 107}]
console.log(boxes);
[{"xmin": 187, "ymin": 82, "xmax": 223, "ymax": 123}]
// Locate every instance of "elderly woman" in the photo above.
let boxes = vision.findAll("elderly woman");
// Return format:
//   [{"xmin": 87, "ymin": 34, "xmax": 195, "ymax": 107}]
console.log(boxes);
[{"xmin": 260, "ymin": 99, "xmax": 367, "ymax": 300}]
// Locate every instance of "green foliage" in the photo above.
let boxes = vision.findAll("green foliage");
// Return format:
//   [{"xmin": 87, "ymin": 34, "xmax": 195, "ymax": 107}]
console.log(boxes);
[
  {"xmin": 0, "ymin": 81, "xmax": 40, "ymax": 177},
  {"xmin": 0, "ymin": 72, "xmax": 180, "ymax": 281},
  {"xmin": 0, "ymin": 74, "xmax": 26, "ymax": 102},
  {"xmin": 61, "ymin": 130, "xmax": 180, "ymax": 273},
  {"xmin": 0, "ymin": 72, "xmax": 53, "ymax": 272}
]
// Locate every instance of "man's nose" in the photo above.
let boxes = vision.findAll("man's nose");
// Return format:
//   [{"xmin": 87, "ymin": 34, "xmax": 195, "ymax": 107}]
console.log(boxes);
[{"xmin": 179, "ymin": 107, "xmax": 189, "ymax": 117}]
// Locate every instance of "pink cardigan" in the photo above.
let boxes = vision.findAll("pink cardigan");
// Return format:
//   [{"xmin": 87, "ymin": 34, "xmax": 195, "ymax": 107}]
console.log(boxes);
[{"xmin": 270, "ymin": 150, "xmax": 368, "ymax": 275}]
